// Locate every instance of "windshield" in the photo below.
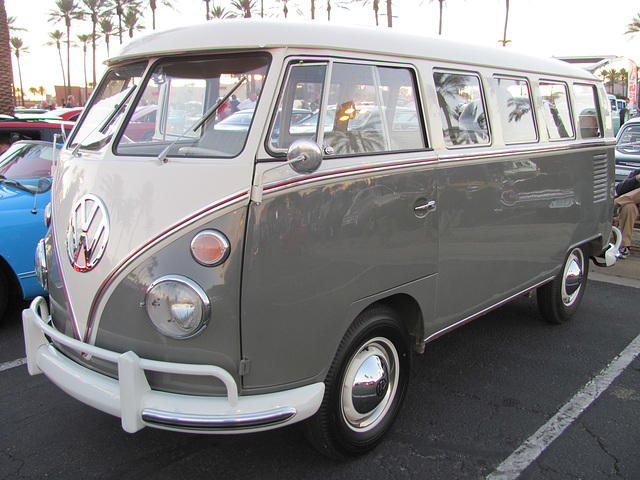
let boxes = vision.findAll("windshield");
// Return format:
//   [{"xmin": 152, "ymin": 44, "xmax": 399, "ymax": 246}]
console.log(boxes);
[
  {"xmin": 0, "ymin": 141, "xmax": 54, "ymax": 179},
  {"xmin": 115, "ymin": 54, "xmax": 269, "ymax": 159},
  {"xmin": 69, "ymin": 63, "xmax": 147, "ymax": 151},
  {"xmin": 618, "ymin": 124, "xmax": 640, "ymax": 148}
]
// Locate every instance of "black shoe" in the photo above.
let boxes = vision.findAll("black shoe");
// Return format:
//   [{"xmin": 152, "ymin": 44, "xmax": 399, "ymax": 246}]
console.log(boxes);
[{"xmin": 620, "ymin": 246, "xmax": 629, "ymax": 259}]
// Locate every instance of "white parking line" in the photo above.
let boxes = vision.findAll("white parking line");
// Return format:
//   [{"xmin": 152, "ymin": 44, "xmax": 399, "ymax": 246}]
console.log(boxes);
[
  {"xmin": 0, "ymin": 357, "xmax": 27, "ymax": 372},
  {"xmin": 487, "ymin": 333, "xmax": 640, "ymax": 480}
]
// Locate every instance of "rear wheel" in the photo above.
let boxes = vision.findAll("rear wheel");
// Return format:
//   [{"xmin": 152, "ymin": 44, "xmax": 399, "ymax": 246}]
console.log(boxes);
[
  {"xmin": 303, "ymin": 306, "xmax": 411, "ymax": 459},
  {"xmin": 537, "ymin": 246, "xmax": 589, "ymax": 324}
]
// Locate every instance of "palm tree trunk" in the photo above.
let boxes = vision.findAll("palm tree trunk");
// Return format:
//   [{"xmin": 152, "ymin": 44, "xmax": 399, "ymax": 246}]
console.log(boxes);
[
  {"xmin": 66, "ymin": 23, "xmax": 71, "ymax": 97},
  {"xmin": 386, "ymin": 0, "xmax": 392, "ymax": 27},
  {"xmin": 16, "ymin": 54, "xmax": 24, "ymax": 106},
  {"xmin": 438, "ymin": 0, "xmax": 443, "ymax": 35},
  {"xmin": 502, "ymin": 0, "xmax": 510, "ymax": 47},
  {"xmin": 0, "ymin": 0, "xmax": 13, "ymax": 115}
]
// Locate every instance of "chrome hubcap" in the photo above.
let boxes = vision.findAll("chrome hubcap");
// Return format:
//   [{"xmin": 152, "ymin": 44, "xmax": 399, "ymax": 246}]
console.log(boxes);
[
  {"xmin": 341, "ymin": 337, "xmax": 399, "ymax": 432},
  {"xmin": 562, "ymin": 249, "xmax": 583, "ymax": 306}
]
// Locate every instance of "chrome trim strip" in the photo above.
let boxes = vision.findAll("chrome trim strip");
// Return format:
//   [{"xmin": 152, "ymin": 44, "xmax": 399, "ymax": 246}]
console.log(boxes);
[
  {"xmin": 84, "ymin": 190, "xmax": 250, "ymax": 343},
  {"xmin": 423, "ymin": 278, "xmax": 554, "ymax": 344},
  {"xmin": 141, "ymin": 407, "xmax": 297, "ymax": 431}
]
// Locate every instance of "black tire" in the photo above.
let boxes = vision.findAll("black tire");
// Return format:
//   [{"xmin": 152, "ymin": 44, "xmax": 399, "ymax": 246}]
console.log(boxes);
[
  {"xmin": 0, "ymin": 270, "xmax": 7, "ymax": 320},
  {"xmin": 303, "ymin": 306, "xmax": 411, "ymax": 459},
  {"xmin": 537, "ymin": 246, "xmax": 589, "ymax": 324}
]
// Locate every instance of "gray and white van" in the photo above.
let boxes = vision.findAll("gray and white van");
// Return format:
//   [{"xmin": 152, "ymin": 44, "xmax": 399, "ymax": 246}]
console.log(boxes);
[{"xmin": 23, "ymin": 20, "xmax": 620, "ymax": 458}]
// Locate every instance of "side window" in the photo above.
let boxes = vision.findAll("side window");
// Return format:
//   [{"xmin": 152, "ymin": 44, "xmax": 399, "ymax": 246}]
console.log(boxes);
[
  {"xmin": 539, "ymin": 81, "xmax": 574, "ymax": 140},
  {"xmin": 322, "ymin": 63, "xmax": 425, "ymax": 155},
  {"xmin": 271, "ymin": 61, "xmax": 426, "ymax": 155},
  {"xmin": 493, "ymin": 76, "xmax": 537, "ymax": 144},
  {"xmin": 573, "ymin": 83, "xmax": 602, "ymax": 138},
  {"xmin": 269, "ymin": 63, "xmax": 326, "ymax": 150},
  {"xmin": 434, "ymin": 71, "xmax": 490, "ymax": 147}
]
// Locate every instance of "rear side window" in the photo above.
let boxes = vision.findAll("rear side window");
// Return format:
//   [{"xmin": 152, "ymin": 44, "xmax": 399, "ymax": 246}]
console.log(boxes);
[
  {"xmin": 434, "ymin": 71, "xmax": 490, "ymax": 147},
  {"xmin": 573, "ymin": 83, "xmax": 602, "ymax": 138},
  {"xmin": 270, "ymin": 61, "xmax": 425, "ymax": 155},
  {"xmin": 539, "ymin": 81, "xmax": 574, "ymax": 140},
  {"xmin": 493, "ymin": 76, "xmax": 537, "ymax": 144}
]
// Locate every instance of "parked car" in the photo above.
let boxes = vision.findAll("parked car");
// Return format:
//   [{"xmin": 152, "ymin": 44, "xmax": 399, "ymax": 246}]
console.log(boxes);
[
  {"xmin": 615, "ymin": 116, "xmax": 640, "ymax": 182},
  {"xmin": 0, "ymin": 140, "xmax": 56, "ymax": 318},
  {"xmin": 0, "ymin": 116, "xmax": 74, "ymax": 143}
]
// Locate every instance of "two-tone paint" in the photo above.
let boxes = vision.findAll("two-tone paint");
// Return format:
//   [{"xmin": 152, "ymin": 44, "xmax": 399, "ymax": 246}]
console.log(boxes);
[{"xmin": 22, "ymin": 20, "xmax": 619, "ymax": 457}]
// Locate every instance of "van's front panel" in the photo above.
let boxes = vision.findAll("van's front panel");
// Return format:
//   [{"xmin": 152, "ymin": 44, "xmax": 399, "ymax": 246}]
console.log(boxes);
[{"xmin": 45, "ymin": 53, "xmax": 271, "ymax": 396}]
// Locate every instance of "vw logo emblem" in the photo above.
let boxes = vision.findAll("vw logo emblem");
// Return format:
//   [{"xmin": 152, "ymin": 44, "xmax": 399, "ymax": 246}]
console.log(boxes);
[{"xmin": 67, "ymin": 194, "xmax": 110, "ymax": 272}]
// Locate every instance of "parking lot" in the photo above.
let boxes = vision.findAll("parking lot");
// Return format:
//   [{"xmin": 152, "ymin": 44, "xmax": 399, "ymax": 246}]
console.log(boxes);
[{"xmin": 1, "ymin": 274, "xmax": 639, "ymax": 479}]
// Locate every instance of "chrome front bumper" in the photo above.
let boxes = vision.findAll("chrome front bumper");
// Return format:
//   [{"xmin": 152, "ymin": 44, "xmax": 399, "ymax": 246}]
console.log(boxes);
[{"xmin": 23, "ymin": 297, "xmax": 324, "ymax": 434}]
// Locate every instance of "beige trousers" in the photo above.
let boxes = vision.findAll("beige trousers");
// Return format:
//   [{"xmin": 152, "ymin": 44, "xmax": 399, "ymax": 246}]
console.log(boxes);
[{"xmin": 615, "ymin": 187, "xmax": 640, "ymax": 247}]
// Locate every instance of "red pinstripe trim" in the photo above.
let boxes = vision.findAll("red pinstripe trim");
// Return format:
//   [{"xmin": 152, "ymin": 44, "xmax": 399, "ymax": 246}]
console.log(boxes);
[{"xmin": 83, "ymin": 190, "xmax": 249, "ymax": 343}]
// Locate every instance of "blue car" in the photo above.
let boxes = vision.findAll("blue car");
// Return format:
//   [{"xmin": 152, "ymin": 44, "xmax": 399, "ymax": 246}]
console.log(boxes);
[{"xmin": 0, "ymin": 140, "xmax": 56, "ymax": 318}]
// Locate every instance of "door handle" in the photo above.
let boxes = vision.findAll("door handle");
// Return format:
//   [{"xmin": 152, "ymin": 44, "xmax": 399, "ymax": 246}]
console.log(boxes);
[{"xmin": 414, "ymin": 199, "xmax": 436, "ymax": 218}]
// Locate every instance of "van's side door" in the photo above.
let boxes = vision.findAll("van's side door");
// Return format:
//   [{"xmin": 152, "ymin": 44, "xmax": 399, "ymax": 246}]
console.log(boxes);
[{"xmin": 240, "ymin": 58, "xmax": 439, "ymax": 390}]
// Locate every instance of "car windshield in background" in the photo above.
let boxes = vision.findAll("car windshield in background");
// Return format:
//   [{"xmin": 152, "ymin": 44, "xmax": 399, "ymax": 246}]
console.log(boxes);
[
  {"xmin": 0, "ymin": 141, "xmax": 54, "ymax": 179},
  {"xmin": 617, "ymin": 124, "xmax": 640, "ymax": 153}
]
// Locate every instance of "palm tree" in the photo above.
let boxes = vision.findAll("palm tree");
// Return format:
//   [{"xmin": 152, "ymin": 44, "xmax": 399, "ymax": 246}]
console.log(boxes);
[
  {"xmin": 356, "ymin": 0, "xmax": 380, "ymax": 26},
  {"xmin": 229, "ymin": 0, "xmax": 254, "ymax": 18},
  {"xmin": 384, "ymin": 0, "xmax": 392, "ymax": 27},
  {"xmin": 7, "ymin": 15, "xmax": 26, "ymax": 34},
  {"xmin": 210, "ymin": 3, "xmax": 230, "ymax": 18},
  {"xmin": 99, "ymin": 17, "xmax": 115, "ymax": 56},
  {"xmin": 600, "ymin": 69, "xmax": 620, "ymax": 94},
  {"xmin": 49, "ymin": 0, "xmax": 84, "ymax": 98},
  {"xmin": 81, "ymin": 0, "xmax": 109, "ymax": 88},
  {"xmin": 202, "ymin": 0, "xmax": 211, "ymax": 20},
  {"xmin": 38, "ymin": 86, "xmax": 47, "ymax": 99},
  {"xmin": 46, "ymin": 30, "xmax": 67, "ymax": 98},
  {"xmin": 147, "ymin": 0, "xmax": 174, "ymax": 30},
  {"xmin": 428, "ymin": 0, "xmax": 446, "ymax": 34},
  {"xmin": 499, "ymin": 0, "xmax": 510, "ymax": 46},
  {"xmin": 276, "ymin": 0, "xmax": 289, "ymax": 18},
  {"xmin": 123, "ymin": 7, "xmax": 144, "ymax": 38},
  {"xmin": 77, "ymin": 33, "xmax": 92, "ymax": 101},
  {"xmin": 10, "ymin": 36, "xmax": 28, "ymax": 107},
  {"xmin": 112, "ymin": 0, "xmax": 142, "ymax": 44},
  {"xmin": 625, "ymin": 14, "xmax": 640, "ymax": 37},
  {"xmin": 0, "ymin": 0, "xmax": 14, "ymax": 115},
  {"xmin": 620, "ymin": 68, "xmax": 629, "ymax": 98}
]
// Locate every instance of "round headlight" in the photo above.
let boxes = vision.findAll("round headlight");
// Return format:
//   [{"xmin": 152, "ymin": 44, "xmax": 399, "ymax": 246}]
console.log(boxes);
[
  {"xmin": 144, "ymin": 275, "xmax": 210, "ymax": 339},
  {"xmin": 34, "ymin": 239, "xmax": 48, "ymax": 290}
]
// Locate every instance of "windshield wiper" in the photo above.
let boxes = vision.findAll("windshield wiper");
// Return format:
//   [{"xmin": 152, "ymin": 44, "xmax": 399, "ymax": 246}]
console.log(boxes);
[
  {"xmin": 157, "ymin": 76, "xmax": 248, "ymax": 164},
  {"xmin": 99, "ymin": 85, "xmax": 137, "ymax": 134},
  {"xmin": 0, "ymin": 177, "xmax": 32, "ymax": 193},
  {"xmin": 71, "ymin": 85, "xmax": 138, "ymax": 156}
]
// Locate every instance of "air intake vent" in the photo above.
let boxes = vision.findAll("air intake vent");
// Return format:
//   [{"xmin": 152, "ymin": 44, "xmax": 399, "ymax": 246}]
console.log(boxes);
[{"xmin": 593, "ymin": 153, "xmax": 608, "ymax": 203}]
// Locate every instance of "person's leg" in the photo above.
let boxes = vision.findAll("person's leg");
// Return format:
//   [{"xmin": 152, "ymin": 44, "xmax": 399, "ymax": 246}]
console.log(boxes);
[{"xmin": 615, "ymin": 188, "xmax": 640, "ymax": 249}]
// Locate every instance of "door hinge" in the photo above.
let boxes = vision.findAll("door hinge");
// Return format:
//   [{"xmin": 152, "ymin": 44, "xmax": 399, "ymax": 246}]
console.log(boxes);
[{"xmin": 239, "ymin": 358, "xmax": 251, "ymax": 376}]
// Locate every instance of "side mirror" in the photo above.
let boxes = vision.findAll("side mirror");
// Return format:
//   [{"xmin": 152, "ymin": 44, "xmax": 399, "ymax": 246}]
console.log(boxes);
[{"xmin": 288, "ymin": 139, "xmax": 322, "ymax": 175}]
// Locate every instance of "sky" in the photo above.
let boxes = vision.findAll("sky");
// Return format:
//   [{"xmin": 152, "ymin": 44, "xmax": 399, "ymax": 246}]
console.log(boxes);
[{"xmin": 5, "ymin": 0, "xmax": 640, "ymax": 103}]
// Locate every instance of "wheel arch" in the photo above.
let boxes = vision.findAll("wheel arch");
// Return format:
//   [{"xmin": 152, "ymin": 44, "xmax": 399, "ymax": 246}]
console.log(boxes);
[{"xmin": 0, "ymin": 254, "xmax": 23, "ymax": 298}]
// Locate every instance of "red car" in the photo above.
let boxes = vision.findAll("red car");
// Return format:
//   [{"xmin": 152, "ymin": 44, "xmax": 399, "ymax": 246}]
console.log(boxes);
[{"xmin": 0, "ymin": 115, "xmax": 75, "ymax": 143}]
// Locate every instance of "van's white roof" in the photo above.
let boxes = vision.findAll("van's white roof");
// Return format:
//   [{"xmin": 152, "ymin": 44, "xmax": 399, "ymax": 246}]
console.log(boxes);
[{"xmin": 110, "ymin": 19, "xmax": 595, "ymax": 81}]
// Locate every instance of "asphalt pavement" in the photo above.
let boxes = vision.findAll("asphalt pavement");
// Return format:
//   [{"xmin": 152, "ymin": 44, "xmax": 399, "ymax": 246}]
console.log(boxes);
[{"xmin": 1, "ymin": 246, "xmax": 639, "ymax": 479}]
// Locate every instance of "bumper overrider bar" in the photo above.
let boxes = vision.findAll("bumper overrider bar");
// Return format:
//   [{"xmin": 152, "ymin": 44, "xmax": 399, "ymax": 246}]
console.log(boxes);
[{"xmin": 23, "ymin": 297, "xmax": 324, "ymax": 434}]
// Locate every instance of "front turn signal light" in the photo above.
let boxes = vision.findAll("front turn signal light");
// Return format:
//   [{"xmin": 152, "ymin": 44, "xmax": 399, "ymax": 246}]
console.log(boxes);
[{"xmin": 190, "ymin": 230, "xmax": 230, "ymax": 267}]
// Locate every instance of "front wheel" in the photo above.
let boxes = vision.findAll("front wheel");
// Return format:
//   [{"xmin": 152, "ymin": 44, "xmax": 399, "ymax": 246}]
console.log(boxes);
[
  {"xmin": 537, "ymin": 246, "xmax": 589, "ymax": 324},
  {"xmin": 303, "ymin": 306, "xmax": 411, "ymax": 459}
]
